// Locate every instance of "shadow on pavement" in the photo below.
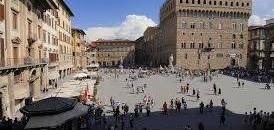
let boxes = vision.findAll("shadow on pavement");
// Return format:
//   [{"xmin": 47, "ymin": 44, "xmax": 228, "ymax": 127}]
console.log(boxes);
[{"xmin": 91, "ymin": 106, "xmax": 263, "ymax": 130}]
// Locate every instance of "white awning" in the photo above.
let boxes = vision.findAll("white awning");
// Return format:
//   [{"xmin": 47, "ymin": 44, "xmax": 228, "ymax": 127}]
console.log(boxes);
[
  {"xmin": 48, "ymin": 71, "xmax": 59, "ymax": 80},
  {"xmin": 88, "ymin": 64, "xmax": 99, "ymax": 68}
]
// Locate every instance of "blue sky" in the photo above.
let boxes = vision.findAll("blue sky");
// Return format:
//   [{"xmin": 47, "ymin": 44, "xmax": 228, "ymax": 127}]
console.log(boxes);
[
  {"xmin": 64, "ymin": 0, "xmax": 274, "ymax": 41},
  {"xmin": 65, "ymin": 0, "xmax": 166, "ymax": 29}
]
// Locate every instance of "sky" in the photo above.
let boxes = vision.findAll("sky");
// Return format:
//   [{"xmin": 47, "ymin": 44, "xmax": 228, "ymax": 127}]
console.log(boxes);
[{"xmin": 64, "ymin": 0, "xmax": 274, "ymax": 41}]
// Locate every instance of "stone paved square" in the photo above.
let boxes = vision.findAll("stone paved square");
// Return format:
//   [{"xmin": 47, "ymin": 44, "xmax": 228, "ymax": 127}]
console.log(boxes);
[{"xmin": 97, "ymin": 70, "xmax": 274, "ymax": 130}]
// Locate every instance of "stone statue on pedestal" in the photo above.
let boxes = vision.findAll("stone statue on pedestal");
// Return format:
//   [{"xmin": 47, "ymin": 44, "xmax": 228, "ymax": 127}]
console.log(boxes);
[
  {"xmin": 169, "ymin": 54, "xmax": 174, "ymax": 67},
  {"xmin": 169, "ymin": 54, "xmax": 175, "ymax": 72},
  {"xmin": 119, "ymin": 57, "xmax": 124, "ymax": 71}
]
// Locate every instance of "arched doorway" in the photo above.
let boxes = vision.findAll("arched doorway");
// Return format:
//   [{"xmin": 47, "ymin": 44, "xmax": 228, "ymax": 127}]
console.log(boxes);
[{"xmin": 231, "ymin": 59, "xmax": 236, "ymax": 67}]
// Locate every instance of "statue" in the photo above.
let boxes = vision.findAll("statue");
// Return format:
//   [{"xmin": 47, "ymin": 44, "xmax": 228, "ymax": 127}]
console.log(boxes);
[
  {"xmin": 169, "ymin": 54, "xmax": 174, "ymax": 67},
  {"xmin": 119, "ymin": 57, "xmax": 124, "ymax": 72}
]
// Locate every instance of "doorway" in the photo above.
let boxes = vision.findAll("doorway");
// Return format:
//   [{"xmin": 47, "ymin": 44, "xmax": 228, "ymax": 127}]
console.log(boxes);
[{"xmin": 231, "ymin": 59, "xmax": 236, "ymax": 67}]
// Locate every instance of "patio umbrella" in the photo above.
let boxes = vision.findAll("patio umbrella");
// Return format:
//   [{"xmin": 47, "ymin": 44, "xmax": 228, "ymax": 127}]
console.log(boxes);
[
  {"xmin": 24, "ymin": 103, "xmax": 88, "ymax": 129},
  {"xmin": 73, "ymin": 73, "xmax": 88, "ymax": 79}
]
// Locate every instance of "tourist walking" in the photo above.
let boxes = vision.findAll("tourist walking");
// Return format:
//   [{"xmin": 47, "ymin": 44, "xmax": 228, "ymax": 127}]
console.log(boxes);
[
  {"xmin": 146, "ymin": 103, "xmax": 151, "ymax": 117},
  {"xmin": 197, "ymin": 90, "xmax": 200, "ymax": 101},
  {"xmin": 221, "ymin": 99, "xmax": 227, "ymax": 114},
  {"xmin": 123, "ymin": 104, "xmax": 129, "ymax": 115},
  {"xmin": 200, "ymin": 102, "xmax": 204, "ymax": 114},
  {"xmin": 186, "ymin": 83, "xmax": 190, "ymax": 93},
  {"xmin": 209, "ymin": 99, "xmax": 213, "ymax": 112},
  {"xmin": 163, "ymin": 102, "xmax": 168, "ymax": 115},
  {"xmin": 134, "ymin": 105, "xmax": 139, "ymax": 118},
  {"xmin": 170, "ymin": 99, "xmax": 174, "ymax": 110},
  {"xmin": 218, "ymin": 88, "xmax": 222, "ymax": 95},
  {"xmin": 213, "ymin": 83, "xmax": 217, "ymax": 95},
  {"xmin": 115, "ymin": 106, "xmax": 120, "ymax": 122}
]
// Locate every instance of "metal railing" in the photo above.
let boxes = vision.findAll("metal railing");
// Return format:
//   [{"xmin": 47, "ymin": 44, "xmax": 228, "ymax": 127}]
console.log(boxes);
[{"xmin": 0, "ymin": 57, "xmax": 48, "ymax": 69}]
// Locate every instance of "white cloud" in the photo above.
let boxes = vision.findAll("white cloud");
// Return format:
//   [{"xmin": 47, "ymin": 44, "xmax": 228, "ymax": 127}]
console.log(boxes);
[
  {"xmin": 86, "ymin": 15, "xmax": 157, "ymax": 41},
  {"xmin": 248, "ymin": 15, "xmax": 267, "ymax": 26}
]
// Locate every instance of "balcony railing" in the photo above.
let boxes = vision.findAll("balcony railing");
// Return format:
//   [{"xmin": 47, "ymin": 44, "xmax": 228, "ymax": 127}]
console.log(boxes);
[
  {"xmin": 0, "ymin": 57, "xmax": 48, "ymax": 70},
  {"xmin": 27, "ymin": 33, "xmax": 38, "ymax": 44},
  {"xmin": 202, "ymin": 47, "xmax": 214, "ymax": 52}
]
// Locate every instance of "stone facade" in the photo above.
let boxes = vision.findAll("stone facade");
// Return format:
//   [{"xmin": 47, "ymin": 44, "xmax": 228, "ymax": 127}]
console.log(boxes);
[
  {"xmin": 92, "ymin": 39, "xmax": 135, "ymax": 67},
  {"xmin": 86, "ymin": 43, "xmax": 98, "ymax": 68},
  {"xmin": 54, "ymin": 0, "xmax": 74, "ymax": 78},
  {"xmin": 0, "ymin": 0, "xmax": 57, "ymax": 119},
  {"xmin": 135, "ymin": 36, "xmax": 144, "ymax": 65},
  {"xmin": 248, "ymin": 19, "xmax": 274, "ymax": 71},
  {"xmin": 72, "ymin": 28, "xmax": 87, "ymax": 71},
  {"xmin": 142, "ymin": 0, "xmax": 252, "ymax": 70},
  {"xmin": 42, "ymin": 4, "xmax": 59, "ymax": 91}
]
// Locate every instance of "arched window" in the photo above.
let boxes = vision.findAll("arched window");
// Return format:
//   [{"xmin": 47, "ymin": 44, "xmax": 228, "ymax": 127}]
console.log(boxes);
[
  {"xmin": 198, "ymin": 0, "xmax": 201, "ymax": 4},
  {"xmin": 242, "ymin": 2, "xmax": 244, "ymax": 6},
  {"xmin": 247, "ymin": 3, "xmax": 250, "ymax": 6},
  {"xmin": 225, "ymin": 1, "xmax": 228, "ymax": 6},
  {"xmin": 203, "ymin": 0, "xmax": 206, "ymax": 4},
  {"xmin": 231, "ymin": 43, "xmax": 236, "ymax": 49},
  {"xmin": 186, "ymin": 0, "xmax": 189, "ymax": 3},
  {"xmin": 232, "ymin": 34, "xmax": 236, "ymax": 39},
  {"xmin": 218, "ymin": 22, "xmax": 223, "ymax": 29},
  {"xmin": 218, "ymin": 42, "xmax": 223, "ymax": 48},
  {"xmin": 192, "ymin": 0, "xmax": 195, "ymax": 4},
  {"xmin": 209, "ymin": 1, "xmax": 212, "ymax": 5},
  {"xmin": 219, "ymin": 1, "xmax": 222, "ymax": 5},
  {"xmin": 231, "ymin": 2, "xmax": 233, "ymax": 6},
  {"xmin": 208, "ymin": 38, "xmax": 212, "ymax": 48},
  {"xmin": 182, "ymin": 21, "xmax": 187, "ymax": 29},
  {"xmin": 199, "ymin": 43, "xmax": 204, "ymax": 48},
  {"xmin": 180, "ymin": 0, "xmax": 183, "ymax": 3},
  {"xmin": 236, "ymin": 2, "xmax": 239, "ymax": 6},
  {"xmin": 214, "ymin": 1, "xmax": 216, "ymax": 5}
]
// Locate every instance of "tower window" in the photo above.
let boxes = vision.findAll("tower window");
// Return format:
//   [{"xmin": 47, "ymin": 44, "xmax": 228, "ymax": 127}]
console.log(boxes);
[{"xmin": 185, "ymin": 53, "xmax": 188, "ymax": 59}]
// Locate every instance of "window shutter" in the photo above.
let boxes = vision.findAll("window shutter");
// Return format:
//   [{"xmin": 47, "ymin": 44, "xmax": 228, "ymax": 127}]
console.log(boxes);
[
  {"xmin": 0, "ymin": 38, "xmax": 4, "ymax": 66},
  {"xmin": 0, "ymin": 4, "xmax": 4, "ymax": 21}
]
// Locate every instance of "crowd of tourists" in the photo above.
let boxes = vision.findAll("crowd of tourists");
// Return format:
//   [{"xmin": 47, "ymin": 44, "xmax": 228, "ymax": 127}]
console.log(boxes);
[
  {"xmin": 95, "ymin": 66, "xmax": 274, "ymax": 130},
  {"xmin": 243, "ymin": 108, "xmax": 274, "ymax": 129},
  {"xmin": 0, "ymin": 116, "xmax": 26, "ymax": 130},
  {"xmin": 221, "ymin": 67, "xmax": 274, "ymax": 83}
]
